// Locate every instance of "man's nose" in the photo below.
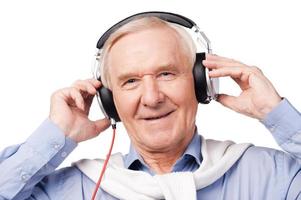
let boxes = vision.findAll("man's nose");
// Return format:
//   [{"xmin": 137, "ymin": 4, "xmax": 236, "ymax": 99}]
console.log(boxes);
[{"xmin": 141, "ymin": 76, "xmax": 164, "ymax": 107}]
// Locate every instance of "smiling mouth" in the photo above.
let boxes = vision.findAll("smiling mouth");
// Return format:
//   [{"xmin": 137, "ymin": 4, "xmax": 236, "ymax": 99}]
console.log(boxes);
[{"xmin": 144, "ymin": 111, "xmax": 174, "ymax": 120}]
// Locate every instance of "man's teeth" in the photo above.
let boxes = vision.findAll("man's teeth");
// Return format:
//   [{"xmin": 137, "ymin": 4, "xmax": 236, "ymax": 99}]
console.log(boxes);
[
  {"xmin": 149, "ymin": 116, "xmax": 162, "ymax": 120},
  {"xmin": 145, "ymin": 112, "xmax": 171, "ymax": 120}
]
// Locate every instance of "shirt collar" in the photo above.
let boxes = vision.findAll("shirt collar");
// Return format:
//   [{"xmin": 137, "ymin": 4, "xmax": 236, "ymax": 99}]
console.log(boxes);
[
  {"xmin": 181, "ymin": 130, "xmax": 202, "ymax": 166},
  {"xmin": 124, "ymin": 129, "xmax": 202, "ymax": 170},
  {"xmin": 124, "ymin": 143, "xmax": 147, "ymax": 169}
]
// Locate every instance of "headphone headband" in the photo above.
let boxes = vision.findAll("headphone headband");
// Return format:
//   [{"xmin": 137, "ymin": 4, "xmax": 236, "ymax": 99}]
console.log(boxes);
[{"xmin": 96, "ymin": 11, "xmax": 197, "ymax": 49}]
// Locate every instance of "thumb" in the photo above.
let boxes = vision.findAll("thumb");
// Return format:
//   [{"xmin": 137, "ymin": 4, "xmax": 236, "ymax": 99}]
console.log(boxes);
[
  {"xmin": 93, "ymin": 118, "xmax": 111, "ymax": 134},
  {"xmin": 217, "ymin": 93, "xmax": 240, "ymax": 113}
]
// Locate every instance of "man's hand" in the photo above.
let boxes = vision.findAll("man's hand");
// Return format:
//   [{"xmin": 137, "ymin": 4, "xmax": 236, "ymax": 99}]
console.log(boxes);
[
  {"xmin": 49, "ymin": 79, "xmax": 110, "ymax": 143},
  {"xmin": 203, "ymin": 54, "xmax": 282, "ymax": 120}
]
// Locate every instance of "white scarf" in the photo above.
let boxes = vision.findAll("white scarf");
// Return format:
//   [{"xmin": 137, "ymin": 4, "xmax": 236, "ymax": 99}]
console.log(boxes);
[{"xmin": 75, "ymin": 136, "xmax": 252, "ymax": 200}]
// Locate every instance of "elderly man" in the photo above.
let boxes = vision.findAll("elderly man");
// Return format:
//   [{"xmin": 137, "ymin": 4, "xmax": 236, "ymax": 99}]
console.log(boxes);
[{"xmin": 1, "ymin": 13, "xmax": 301, "ymax": 200}]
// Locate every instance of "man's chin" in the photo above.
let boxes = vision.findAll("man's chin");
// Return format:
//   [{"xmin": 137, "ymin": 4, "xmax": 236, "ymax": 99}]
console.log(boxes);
[
  {"xmin": 141, "ymin": 132, "xmax": 178, "ymax": 150},
  {"xmin": 143, "ymin": 142, "xmax": 175, "ymax": 153}
]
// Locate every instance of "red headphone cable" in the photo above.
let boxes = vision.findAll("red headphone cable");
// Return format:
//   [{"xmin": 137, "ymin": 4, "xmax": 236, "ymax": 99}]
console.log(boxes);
[{"xmin": 91, "ymin": 121, "xmax": 116, "ymax": 200}]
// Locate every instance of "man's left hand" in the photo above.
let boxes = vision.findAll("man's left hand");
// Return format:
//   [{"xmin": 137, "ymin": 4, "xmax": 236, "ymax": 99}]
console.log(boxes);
[{"xmin": 203, "ymin": 54, "xmax": 282, "ymax": 120}]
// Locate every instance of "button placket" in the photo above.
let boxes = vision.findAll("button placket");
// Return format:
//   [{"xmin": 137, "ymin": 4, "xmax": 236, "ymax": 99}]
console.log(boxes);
[{"xmin": 61, "ymin": 151, "xmax": 67, "ymax": 157}]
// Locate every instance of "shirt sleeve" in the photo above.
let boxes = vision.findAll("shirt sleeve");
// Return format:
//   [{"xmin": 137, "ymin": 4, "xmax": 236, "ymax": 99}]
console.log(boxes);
[
  {"xmin": 261, "ymin": 98, "xmax": 301, "ymax": 199},
  {"xmin": 0, "ymin": 119, "xmax": 77, "ymax": 200},
  {"xmin": 261, "ymin": 98, "xmax": 301, "ymax": 160}
]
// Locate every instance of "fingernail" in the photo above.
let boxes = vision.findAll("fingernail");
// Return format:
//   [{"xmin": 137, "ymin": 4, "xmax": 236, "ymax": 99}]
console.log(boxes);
[
  {"xmin": 202, "ymin": 60, "xmax": 212, "ymax": 65},
  {"xmin": 208, "ymin": 70, "xmax": 216, "ymax": 76}
]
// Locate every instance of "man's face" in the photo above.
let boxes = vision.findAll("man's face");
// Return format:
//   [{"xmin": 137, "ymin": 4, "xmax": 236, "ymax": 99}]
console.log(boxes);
[{"xmin": 107, "ymin": 26, "xmax": 198, "ymax": 152}]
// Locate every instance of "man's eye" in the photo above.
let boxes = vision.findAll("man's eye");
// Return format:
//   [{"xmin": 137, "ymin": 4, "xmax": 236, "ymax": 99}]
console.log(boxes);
[
  {"xmin": 158, "ymin": 72, "xmax": 175, "ymax": 80},
  {"xmin": 161, "ymin": 72, "xmax": 171, "ymax": 76},
  {"xmin": 122, "ymin": 78, "xmax": 139, "ymax": 89},
  {"xmin": 125, "ymin": 79, "xmax": 136, "ymax": 84}
]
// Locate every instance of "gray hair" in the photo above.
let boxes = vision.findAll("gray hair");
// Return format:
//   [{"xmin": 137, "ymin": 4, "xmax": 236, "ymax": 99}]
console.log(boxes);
[{"xmin": 97, "ymin": 16, "xmax": 197, "ymax": 88}]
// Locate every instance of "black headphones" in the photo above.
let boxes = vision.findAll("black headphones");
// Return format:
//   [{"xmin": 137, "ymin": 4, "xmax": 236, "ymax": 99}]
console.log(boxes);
[{"xmin": 94, "ymin": 11, "xmax": 219, "ymax": 122}]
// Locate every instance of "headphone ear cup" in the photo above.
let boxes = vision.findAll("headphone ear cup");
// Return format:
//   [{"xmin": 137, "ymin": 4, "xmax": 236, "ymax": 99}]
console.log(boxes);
[
  {"xmin": 193, "ymin": 52, "xmax": 210, "ymax": 104},
  {"xmin": 98, "ymin": 86, "xmax": 121, "ymax": 122}
]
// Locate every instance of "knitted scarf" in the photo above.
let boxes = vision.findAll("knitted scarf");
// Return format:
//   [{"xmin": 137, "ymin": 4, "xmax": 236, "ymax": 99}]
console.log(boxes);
[{"xmin": 75, "ymin": 136, "xmax": 251, "ymax": 200}]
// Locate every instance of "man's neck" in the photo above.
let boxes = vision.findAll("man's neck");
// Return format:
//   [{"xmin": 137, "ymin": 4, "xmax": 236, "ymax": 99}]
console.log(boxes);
[
  {"xmin": 139, "ymin": 150, "xmax": 183, "ymax": 174},
  {"xmin": 135, "ymin": 132, "xmax": 195, "ymax": 174}
]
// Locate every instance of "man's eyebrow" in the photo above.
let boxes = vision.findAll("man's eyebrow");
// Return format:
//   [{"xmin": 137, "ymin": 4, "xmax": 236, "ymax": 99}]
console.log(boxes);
[
  {"xmin": 117, "ymin": 72, "xmax": 139, "ymax": 83},
  {"xmin": 116, "ymin": 64, "xmax": 177, "ymax": 82}
]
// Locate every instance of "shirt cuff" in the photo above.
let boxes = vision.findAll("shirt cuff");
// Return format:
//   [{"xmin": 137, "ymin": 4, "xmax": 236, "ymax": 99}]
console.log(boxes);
[
  {"xmin": 261, "ymin": 98, "xmax": 301, "ymax": 145},
  {"xmin": 0, "ymin": 119, "xmax": 78, "ymax": 197},
  {"xmin": 25, "ymin": 118, "xmax": 77, "ymax": 168}
]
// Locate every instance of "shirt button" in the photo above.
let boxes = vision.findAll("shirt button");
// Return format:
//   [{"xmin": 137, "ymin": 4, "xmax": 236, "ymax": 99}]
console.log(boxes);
[
  {"xmin": 61, "ymin": 152, "xmax": 67, "ymax": 157},
  {"xmin": 21, "ymin": 174, "xmax": 29, "ymax": 181},
  {"xmin": 53, "ymin": 143, "xmax": 61, "ymax": 150},
  {"xmin": 270, "ymin": 126, "xmax": 275, "ymax": 132}
]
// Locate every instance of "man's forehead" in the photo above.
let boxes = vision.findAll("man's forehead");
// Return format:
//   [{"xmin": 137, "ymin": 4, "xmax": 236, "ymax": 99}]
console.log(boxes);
[
  {"xmin": 115, "ymin": 31, "xmax": 182, "ymax": 55},
  {"xmin": 106, "ymin": 26, "xmax": 190, "ymax": 81}
]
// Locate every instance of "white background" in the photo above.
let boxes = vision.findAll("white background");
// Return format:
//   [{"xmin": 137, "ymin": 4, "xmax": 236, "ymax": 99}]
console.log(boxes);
[{"xmin": 0, "ymin": 0, "xmax": 300, "ymax": 167}]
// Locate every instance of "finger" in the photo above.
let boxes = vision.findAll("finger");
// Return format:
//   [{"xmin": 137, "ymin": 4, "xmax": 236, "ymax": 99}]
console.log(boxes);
[
  {"xmin": 72, "ymin": 79, "xmax": 98, "ymax": 95},
  {"xmin": 203, "ymin": 58, "xmax": 246, "ymax": 69},
  {"xmin": 209, "ymin": 64, "xmax": 263, "ymax": 80},
  {"xmin": 72, "ymin": 80, "xmax": 96, "ymax": 94},
  {"xmin": 205, "ymin": 53, "xmax": 228, "ymax": 61},
  {"xmin": 205, "ymin": 54, "xmax": 242, "ymax": 64},
  {"xmin": 61, "ymin": 88, "xmax": 85, "ymax": 111},
  {"xmin": 210, "ymin": 67, "xmax": 254, "ymax": 90},
  {"xmin": 93, "ymin": 118, "xmax": 111, "ymax": 134},
  {"xmin": 87, "ymin": 78, "xmax": 101, "ymax": 88},
  {"xmin": 208, "ymin": 66, "xmax": 248, "ymax": 79},
  {"xmin": 217, "ymin": 94, "xmax": 241, "ymax": 113}
]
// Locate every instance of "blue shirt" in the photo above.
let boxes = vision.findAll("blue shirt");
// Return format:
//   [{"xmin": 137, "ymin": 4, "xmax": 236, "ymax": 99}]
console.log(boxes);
[{"xmin": 0, "ymin": 99, "xmax": 301, "ymax": 200}]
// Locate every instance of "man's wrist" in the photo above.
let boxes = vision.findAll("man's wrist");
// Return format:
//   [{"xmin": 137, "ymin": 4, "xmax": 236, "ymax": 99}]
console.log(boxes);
[
  {"xmin": 257, "ymin": 96, "xmax": 282, "ymax": 120},
  {"xmin": 26, "ymin": 118, "xmax": 77, "ymax": 167},
  {"xmin": 261, "ymin": 98, "xmax": 301, "ymax": 145}
]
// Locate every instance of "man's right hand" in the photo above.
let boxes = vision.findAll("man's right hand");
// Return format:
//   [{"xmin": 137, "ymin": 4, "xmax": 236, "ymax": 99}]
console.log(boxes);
[{"xmin": 49, "ymin": 79, "xmax": 111, "ymax": 143}]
